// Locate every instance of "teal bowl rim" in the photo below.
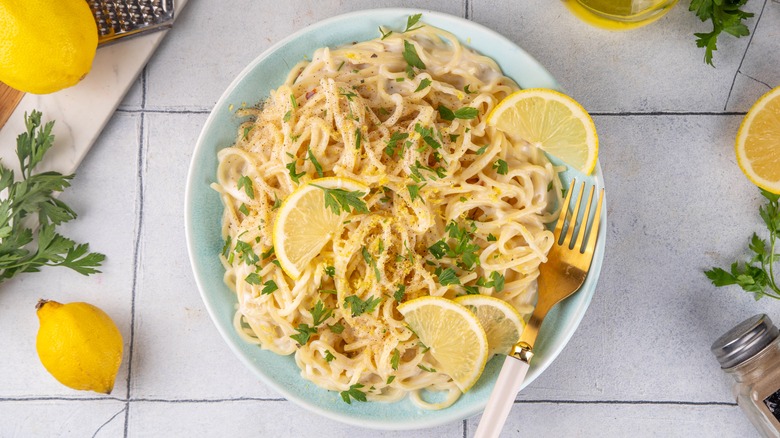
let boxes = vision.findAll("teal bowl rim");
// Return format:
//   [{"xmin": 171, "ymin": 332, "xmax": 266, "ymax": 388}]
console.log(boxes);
[{"xmin": 184, "ymin": 7, "xmax": 606, "ymax": 430}]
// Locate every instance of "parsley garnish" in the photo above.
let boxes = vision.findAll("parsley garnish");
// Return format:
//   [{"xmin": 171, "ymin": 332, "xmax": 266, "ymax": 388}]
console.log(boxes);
[
  {"xmin": 417, "ymin": 364, "xmax": 436, "ymax": 373},
  {"xmin": 261, "ymin": 280, "xmax": 278, "ymax": 295},
  {"xmin": 311, "ymin": 300, "xmax": 333, "ymax": 326},
  {"xmin": 384, "ymin": 131, "xmax": 410, "ymax": 157},
  {"xmin": 361, "ymin": 246, "xmax": 381, "ymax": 281},
  {"xmin": 324, "ymin": 350, "xmax": 335, "ymax": 362},
  {"xmin": 328, "ymin": 322, "xmax": 345, "ymax": 334},
  {"xmin": 393, "ymin": 284, "xmax": 406, "ymax": 302},
  {"xmin": 436, "ymin": 267, "xmax": 461, "ymax": 286},
  {"xmin": 324, "ymin": 265, "xmax": 336, "ymax": 277},
  {"xmin": 493, "ymin": 159, "xmax": 509, "ymax": 175},
  {"xmin": 290, "ymin": 324, "xmax": 317, "ymax": 345},
  {"xmin": 313, "ymin": 186, "xmax": 369, "ymax": 215},
  {"xmin": 705, "ymin": 189, "xmax": 780, "ymax": 299},
  {"xmin": 477, "ymin": 271, "xmax": 505, "ymax": 292},
  {"xmin": 355, "ymin": 128, "xmax": 362, "ymax": 150},
  {"xmin": 413, "ymin": 124, "xmax": 441, "ymax": 150},
  {"xmin": 339, "ymin": 88, "xmax": 358, "ymax": 101},
  {"xmin": 487, "ymin": 233, "xmax": 497, "ymax": 242},
  {"xmin": 407, "ymin": 184, "xmax": 423, "ymax": 202},
  {"xmin": 404, "ymin": 13, "xmax": 423, "ymax": 32},
  {"xmin": 475, "ymin": 145, "xmax": 488, "ymax": 155},
  {"xmin": 234, "ymin": 240, "xmax": 259, "ymax": 266},
  {"xmin": 689, "ymin": 0, "xmax": 754, "ymax": 66},
  {"xmin": 438, "ymin": 105, "xmax": 479, "ymax": 121},
  {"xmin": 242, "ymin": 126, "xmax": 253, "ymax": 140},
  {"xmin": 391, "ymin": 348, "xmax": 400, "ymax": 370},
  {"xmin": 307, "ymin": 149, "xmax": 324, "ymax": 177},
  {"xmin": 283, "ymin": 110, "xmax": 292, "ymax": 122},
  {"xmin": 340, "ymin": 383, "xmax": 367, "ymax": 404},
  {"xmin": 402, "ymin": 40, "xmax": 426, "ymax": 70},
  {"xmin": 290, "ymin": 94, "xmax": 298, "ymax": 109},
  {"xmin": 238, "ymin": 203, "xmax": 249, "ymax": 215},
  {"xmin": 386, "ymin": 375, "xmax": 396, "ymax": 384},
  {"xmin": 237, "ymin": 175, "xmax": 255, "ymax": 199},
  {"xmin": 464, "ymin": 84, "xmax": 476, "ymax": 94},
  {"xmin": 285, "ymin": 159, "xmax": 306, "ymax": 184},
  {"xmin": 414, "ymin": 78, "xmax": 432, "ymax": 92},
  {"xmin": 379, "ymin": 26, "xmax": 393, "ymax": 40},
  {"xmin": 343, "ymin": 294, "xmax": 382, "ymax": 317},
  {"xmin": 245, "ymin": 272, "xmax": 262, "ymax": 285}
]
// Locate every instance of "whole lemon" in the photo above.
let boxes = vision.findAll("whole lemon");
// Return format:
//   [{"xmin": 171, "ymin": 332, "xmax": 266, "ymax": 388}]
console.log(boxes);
[
  {"xmin": 36, "ymin": 299, "xmax": 123, "ymax": 394},
  {"xmin": 0, "ymin": 0, "xmax": 98, "ymax": 94}
]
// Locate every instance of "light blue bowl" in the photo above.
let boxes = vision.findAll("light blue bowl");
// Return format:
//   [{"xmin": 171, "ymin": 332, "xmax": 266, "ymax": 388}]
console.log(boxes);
[{"xmin": 185, "ymin": 8, "xmax": 606, "ymax": 430}]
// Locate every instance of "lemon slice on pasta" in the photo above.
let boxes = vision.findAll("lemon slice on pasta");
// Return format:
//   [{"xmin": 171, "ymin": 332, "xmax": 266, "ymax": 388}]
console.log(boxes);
[
  {"xmin": 397, "ymin": 296, "xmax": 489, "ymax": 392},
  {"xmin": 487, "ymin": 88, "xmax": 598, "ymax": 174},
  {"xmin": 455, "ymin": 295, "xmax": 525, "ymax": 357},
  {"xmin": 272, "ymin": 177, "xmax": 369, "ymax": 279}
]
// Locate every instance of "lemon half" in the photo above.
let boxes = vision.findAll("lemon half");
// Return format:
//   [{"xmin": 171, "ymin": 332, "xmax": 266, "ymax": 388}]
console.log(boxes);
[
  {"xmin": 397, "ymin": 296, "xmax": 489, "ymax": 392},
  {"xmin": 487, "ymin": 88, "xmax": 598, "ymax": 174},
  {"xmin": 736, "ymin": 86, "xmax": 780, "ymax": 194}
]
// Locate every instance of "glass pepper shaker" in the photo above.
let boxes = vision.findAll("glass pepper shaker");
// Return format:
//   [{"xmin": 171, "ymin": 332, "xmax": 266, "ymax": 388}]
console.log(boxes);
[{"xmin": 712, "ymin": 314, "xmax": 780, "ymax": 437}]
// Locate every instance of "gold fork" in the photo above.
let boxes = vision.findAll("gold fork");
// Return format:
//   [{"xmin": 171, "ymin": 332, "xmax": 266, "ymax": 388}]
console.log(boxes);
[{"xmin": 475, "ymin": 179, "xmax": 605, "ymax": 438}]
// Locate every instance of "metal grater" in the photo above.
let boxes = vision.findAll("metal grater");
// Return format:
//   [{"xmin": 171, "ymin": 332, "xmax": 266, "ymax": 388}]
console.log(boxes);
[{"xmin": 87, "ymin": 0, "xmax": 175, "ymax": 45}]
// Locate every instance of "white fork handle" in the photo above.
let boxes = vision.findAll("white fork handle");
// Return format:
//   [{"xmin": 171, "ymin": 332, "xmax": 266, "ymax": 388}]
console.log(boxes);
[{"xmin": 474, "ymin": 355, "xmax": 530, "ymax": 438}]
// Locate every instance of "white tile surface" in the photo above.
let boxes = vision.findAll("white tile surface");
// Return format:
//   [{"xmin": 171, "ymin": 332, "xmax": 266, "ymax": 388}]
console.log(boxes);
[{"xmin": 2, "ymin": 1, "xmax": 780, "ymax": 437}]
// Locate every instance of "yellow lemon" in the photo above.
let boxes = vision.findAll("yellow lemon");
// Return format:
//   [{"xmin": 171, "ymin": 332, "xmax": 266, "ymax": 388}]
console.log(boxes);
[
  {"xmin": 487, "ymin": 88, "xmax": 599, "ymax": 174},
  {"xmin": 272, "ymin": 177, "xmax": 369, "ymax": 279},
  {"xmin": 455, "ymin": 295, "xmax": 525, "ymax": 357},
  {"xmin": 397, "ymin": 296, "xmax": 489, "ymax": 392},
  {"xmin": 735, "ymin": 86, "xmax": 780, "ymax": 194},
  {"xmin": 36, "ymin": 300, "xmax": 123, "ymax": 394},
  {"xmin": 0, "ymin": 0, "xmax": 98, "ymax": 94}
]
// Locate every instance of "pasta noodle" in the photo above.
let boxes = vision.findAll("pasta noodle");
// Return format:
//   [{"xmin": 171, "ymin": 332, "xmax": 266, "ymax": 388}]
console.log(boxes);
[{"xmin": 213, "ymin": 23, "xmax": 562, "ymax": 410}]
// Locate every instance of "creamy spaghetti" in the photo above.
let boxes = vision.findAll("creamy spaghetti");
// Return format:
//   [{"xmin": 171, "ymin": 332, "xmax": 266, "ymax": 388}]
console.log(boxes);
[{"xmin": 213, "ymin": 21, "xmax": 561, "ymax": 410}]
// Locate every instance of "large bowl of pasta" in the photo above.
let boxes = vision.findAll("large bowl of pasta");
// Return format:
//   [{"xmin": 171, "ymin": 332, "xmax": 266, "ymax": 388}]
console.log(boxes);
[{"xmin": 185, "ymin": 8, "xmax": 606, "ymax": 430}]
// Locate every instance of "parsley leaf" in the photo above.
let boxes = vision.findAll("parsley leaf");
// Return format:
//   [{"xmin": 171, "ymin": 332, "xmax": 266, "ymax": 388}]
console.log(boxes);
[
  {"xmin": 407, "ymin": 184, "xmax": 422, "ymax": 202},
  {"xmin": 245, "ymin": 272, "xmax": 262, "ymax": 285},
  {"xmin": 285, "ymin": 157, "xmax": 306, "ymax": 184},
  {"xmin": 340, "ymin": 383, "xmax": 367, "ymax": 404},
  {"xmin": 307, "ymin": 149, "xmax": 324, "ymax": 177},
  {"xmin": 234, "ymin": 240, "xmax": 259, "ymax": 266},
  {"xmin": 391, "ymin": 348, "xmax": 400, "ymax": 370},
  {"xmin": 344, "ymin": 295, "xmax": 382, "ymax": 317},
  {"xmin": 379, "ymin": 26, "xmax": 393, "ymax": 40},
  {"xmin": 324, "ymin": 350, "xmax": 335, "ymax": 362},
  {"xmin": 689, "ymin": 0, "xmax": 754, "ymax": 66},
  {"xmin": 324, "ymin": 265, "xmax": 336, "ymax": 277},
  {"xmin": 237, "ymin": 175, "xmax": 255, "ymax": 199},
  {"xmin": 402, "ymin": 40, "xmax": 426, "ymax": 70},
  {"xmin": 394, "ymin": 284, "xmax": 406, "ymax": 302},
  {"xmin": 404, "ymin": 13, "xmax": 423, "ymax": 32},
  {"xmin": 493, "ymin": 159, "xmax": 509, "ymax": 175},
  {"xmin": 361, "ymin": 246, "xmax": 381, "ymax": 281},
  {"xmin": 384, "ymin": 131, "xmax": 410, "ymax": 157},
  {"xmin": 705, "ymin": 189, "xmax": 780, "ymax": 300},
  {"xmin": 414, "ymin": 78, "xmax": 432, "ymax": 92},
  {"xmin": 261, "ymin": 280, "xmax": 278, "ymax": 295},
  {"xmin": 311, "ymin": 300, "xmax": 333, "ymax": 326},
  {"xmin": 313, "ymin": 186, "xmax": 369, "ymax": 215},
  {"xmin": 438, "ymin": 105, "xmax": 479, "ymax": 121},
  {"xmin": 436, "ymin": 267, "xmax": 461, "ymax": 286},
  {"xmin": 290, "ymin": 323, "xmax": 317, "ymax": 345}
]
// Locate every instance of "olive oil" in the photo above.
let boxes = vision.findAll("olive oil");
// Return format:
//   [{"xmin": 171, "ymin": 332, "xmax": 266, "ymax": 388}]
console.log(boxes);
[{"xmin": 564, "ymin": 0, "xmax": 679, "ymax": 30}]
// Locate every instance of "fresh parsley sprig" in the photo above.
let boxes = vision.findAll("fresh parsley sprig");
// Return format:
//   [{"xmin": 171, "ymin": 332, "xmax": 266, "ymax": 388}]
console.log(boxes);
[
  {"xmin": 705, "ymin": 189, "xmax": 780, "ymax": 300},
  {"xmin": 689, "ymin": 0, "xmax": 754, "ymax": 66},
  {"xmin": 313, "ymin": 185, "xmax": 369, "ymax": 215},
  {"xmin": 0, "ymin": 111, "xmax": 105, "ymax": 283}
]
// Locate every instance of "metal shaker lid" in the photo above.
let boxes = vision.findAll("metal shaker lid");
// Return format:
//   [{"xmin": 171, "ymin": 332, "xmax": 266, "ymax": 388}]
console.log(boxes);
[{"xmin": 711, "ymin": 314, "xmax": 780, "ymax": 369}]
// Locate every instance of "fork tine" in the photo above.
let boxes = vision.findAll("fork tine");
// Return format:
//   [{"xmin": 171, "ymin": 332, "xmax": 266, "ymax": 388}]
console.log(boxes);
[
  {"xmin": 553, "ymin": 178, "xmax": 575, "ymax": 241},
  {"xmin": 584, "ymin": 188, "xmax": 605, "ymax": 257},
  {"xmin": 574, "ymin": 185, "xmax": 596, "ymax": 252},
  {"xmin": 563, "ymin": 181, "xmax": 585, "ymax": 248}
]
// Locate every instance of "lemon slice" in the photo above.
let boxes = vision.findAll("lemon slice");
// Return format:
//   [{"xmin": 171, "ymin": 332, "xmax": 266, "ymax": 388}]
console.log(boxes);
[
  {"xmin": 397, "ymin": 296, "xmax": 489, "ymax": 392},
  {"xmin": 455, "ymin": 295, "xmax": 525, "ymax": 357},
  {"xmin": 272, "ymin": 177, "xmax": 369, "ymax": 279},
  {"xmin": 736, "ymin": 85, "xmax": 780, "ymax": 194},
  {"xmin": 486, "ymin": 88, "xmax": 598, "ymax": 174}
]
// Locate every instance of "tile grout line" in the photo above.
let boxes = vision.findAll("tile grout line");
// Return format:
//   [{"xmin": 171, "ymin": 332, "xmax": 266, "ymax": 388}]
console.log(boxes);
[
  {"xmin": 0, "ymin": 396, "xmax": 737, "ymax": 406},
  {"xmin": 723, "ymin": 0, "xmax": 769, "ymax": 111},
  {"xmin": 123, "ymin": 65, "xmax": 149, "ymax": 438}
]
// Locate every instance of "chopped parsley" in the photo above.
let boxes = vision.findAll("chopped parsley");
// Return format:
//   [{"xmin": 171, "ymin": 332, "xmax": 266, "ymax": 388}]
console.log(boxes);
[
  {"xmin": 245, "ymin": 272, "xmax": 262, "ymax": 285},
  {"xmin": 307, "ymin": 149, "xmax": 324, "ymax": 177},
  {"xmin": 311, "ymin": 300, "xmax": 333, "ymax": 326},
  {"xmin": 324, "ymin": 350, "xmax": 335, "ymax": 362},
  {"xmin": 361, "ymin": 246, "xmax": 381, "ymax": 281},
  {"xmin": 438, "ymin": 105, "xmax": 479, "ymax": 121},
  {"xmin": 340, "ymin": 383, "xmax": 367, "ymax": 404},
  {"xmin": 343, "ymin": 294, "xmax": 382, "ymax": 317},
  {"xmin": 414, "ymin": 78, "xmax": 432, "ymax": 92},
  {"xmin": 404, "ymin": 13, "xmax": 423, "ymax": 32},
  {"xmin": 436, "ymin": 267, "xmax": 461, "ymax": 286},
  {"xmin": 234, "ymin": 240, "xmax": 259, "ymax": 266},
  {"xmin": 493, "ymin": 159, "xmax": 509, "ymax": 175},
  {"xmin": 384, "ymin": 131, "xmax": 410, "ymax": 157},
  {"xmin": 391, "ymin": 348, "xmax": 400, "ymax": 370},
  {"xmin": 236, "ymin": 175, "xmax": 255, "ymax": 199},
  {"xmin": 290, "ymin": 323, "xmax": 317, "ymax": 345},
  {"xmin": 261, "ymin": 280, "xmax": 278, "ymax": 295},
  {"xmin": 324, "ymin": 265, "xmax": 336, "ymax": 277},
  {"xmin": 393, "ymin": 284, "xmax": 406, "ymax": 302},
  {"xmin": 402, "ymin": 40, "xmax": 426, "ymax": 70}
]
